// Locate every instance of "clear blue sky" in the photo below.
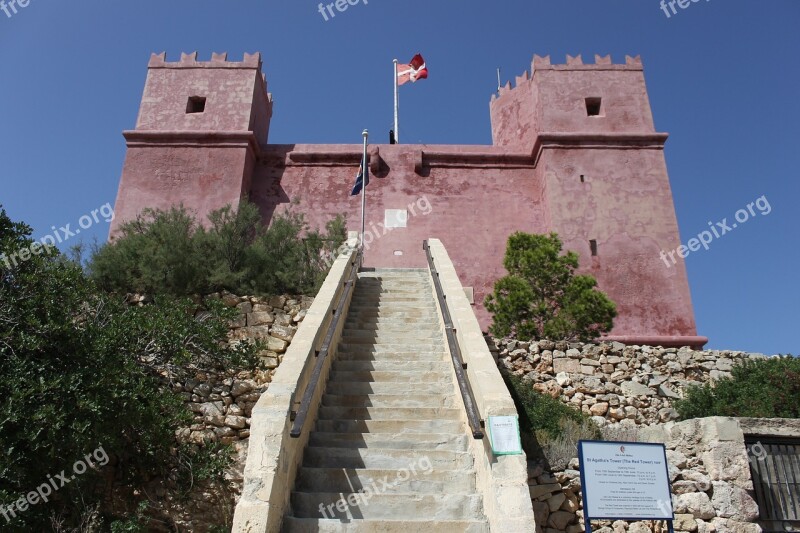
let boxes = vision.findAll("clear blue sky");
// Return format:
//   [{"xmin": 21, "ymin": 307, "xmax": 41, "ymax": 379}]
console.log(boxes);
[{"xmin": 1, "ymin": 1, "xmax": 797, "ymax": 355}]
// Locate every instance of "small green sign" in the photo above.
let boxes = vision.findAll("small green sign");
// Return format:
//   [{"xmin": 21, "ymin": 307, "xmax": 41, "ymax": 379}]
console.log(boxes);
[{"xmin": 488, "ymin": 415, "xmax": 523, "ymax": 455}]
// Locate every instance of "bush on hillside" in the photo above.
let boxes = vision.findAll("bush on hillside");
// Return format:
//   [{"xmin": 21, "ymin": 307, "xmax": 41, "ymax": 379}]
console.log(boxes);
[
  {"xmin": 485, "ymin": 232, "xmax": 617, "ymax": 342},
  {"xmin": 675, "ymin": 356, "xmax": 800, "ymax": 420},
  {"xmin": 89, "ymin": 200, "xmax": 346, "ymax": 297},
  {"xmin": 0, "ymin": 206, "xmax": 257, "ymax": 530}
]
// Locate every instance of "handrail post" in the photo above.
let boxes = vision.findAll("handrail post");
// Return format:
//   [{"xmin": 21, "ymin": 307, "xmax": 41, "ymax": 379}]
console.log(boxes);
[{"xmin": 423, "ymin": 240, "xmax": 484, "ymax": 439}]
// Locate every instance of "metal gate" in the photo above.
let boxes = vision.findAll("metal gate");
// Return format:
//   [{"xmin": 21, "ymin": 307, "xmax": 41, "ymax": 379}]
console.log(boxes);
[{"xmin": 746, "ymin": 436, "xmax": 800, "ymax": 532}]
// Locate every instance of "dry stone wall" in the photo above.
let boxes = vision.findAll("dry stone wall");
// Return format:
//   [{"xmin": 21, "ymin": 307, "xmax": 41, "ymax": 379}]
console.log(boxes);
[
  {"xmin": 487, "ymin": 337, "xmax": 782, "ymax": 533},
  {"xmin": 489, "ymin": 338, "xmax": 770, "ymax": 427}
]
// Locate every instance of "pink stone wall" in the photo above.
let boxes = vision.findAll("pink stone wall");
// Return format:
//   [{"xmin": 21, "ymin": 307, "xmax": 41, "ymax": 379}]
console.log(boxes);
[
  {"xmin": 111, "ymin": 143, "xmax": 251, "ymax": 233},
  {"xmin": 110, "ymin": 52, "xmax": 705, "ymax": 346},
  {"xmin": 541, "ymin": 148, "xmax": 697, "ymax": 337},
  {"xmin": 250, "ymin": 145, "xmax": 547, "ymax": 327},
  {"xmin": 110, "ymin": 53, "xmax": 268, "ymax": 236}
]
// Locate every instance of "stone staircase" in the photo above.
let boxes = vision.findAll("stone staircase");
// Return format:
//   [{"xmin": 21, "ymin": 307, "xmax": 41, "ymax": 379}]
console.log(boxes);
[{"xmin": 282, "ymin": 269, "xmax": 489, "ymax": 532}]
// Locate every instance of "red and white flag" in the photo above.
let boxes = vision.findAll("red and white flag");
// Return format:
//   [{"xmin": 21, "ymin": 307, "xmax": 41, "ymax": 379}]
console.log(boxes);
[{"xmin": 397, "ymin": 54, "xmax": 428, "ymax": 86}]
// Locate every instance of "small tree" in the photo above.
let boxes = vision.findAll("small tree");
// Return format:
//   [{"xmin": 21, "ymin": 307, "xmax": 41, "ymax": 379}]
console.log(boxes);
[{"xmin": 485, "ymin": 232, "xmax": 616, "ymax": 341}]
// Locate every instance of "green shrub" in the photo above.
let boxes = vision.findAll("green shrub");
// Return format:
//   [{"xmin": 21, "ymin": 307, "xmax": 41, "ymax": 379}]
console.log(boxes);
[
  {"xmin": 501, "ymin": 370, "xmax": 600, "ymax": 469},
  {"xmin": 676, "ymin": 357, "xmax": 800, "ymax": 420},
  {"xmin": 90, "ymin": 200, "xmax": 346, "ymax": 297},
  {"xmin": 0, "ymin": 206, "xmax": 256, "ymax": 530},
  {"xmin": 485, "ymin": 232, "xmax": 616, "ymax": 341}
]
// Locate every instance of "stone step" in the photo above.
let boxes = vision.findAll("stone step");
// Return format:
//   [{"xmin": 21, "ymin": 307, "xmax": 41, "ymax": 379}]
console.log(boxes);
[
  {"xmin": 302, "ymin": 447, "xmax": 474, "ymax": 471},
  {"xmin": 346, "ymin": 305, "xmax": 436, "ymax": 313},
  {"xmin": 340, "ymin": 331, "xmax": 442, "ymax": 342},
  {"xmin": 317, "ymin": 406, "xmax": 463, "ymax": 421},
  {"xmin": 335, "ymin": 351, "xmax": 447, "ymax": 363},
  {"xmin": 350, "ymin": 300, "xmax": 434, "ymax": 308},
  {"xmin": 342, "ymin": 323, "xmax": 441, "ymax": 333},
  {"xmin": 338, "ymin": 343, "xmax": 443, "ymax": 353},
  {"xmin": 355, "ymin": 284, "xmax": 429, "ymax": 289},
  {"xmin": 347, "ymin": 306, "xmax": 437, "ymax": 314},
  {"xmin": 290, "ymin": 492, "xmax": 484, "ymax": 521},
  {"xmin": 336, "ymin": 342, "xmax": 449, "ymax": 355},
  {"xmin": 352, "ymin": 293, "xmax": 432, "ymax": 300},
  {"xmin": 328, "ymin": 370, "xmax": 451, "ymax": 383},
  {"xmin": 282, "ymin": 517, "xmax": 489, "ymax": 532},
  {"xmin": 332, "ymin": 360, "xmax": 450, "ymax": 373},
  {"xmin": 307, "ymin": 432, "xmax": 469, "ymax": 452},
  {"xmin": 353, "ymin": 286, "xmax": 430, "ymax": 293},
  {"xmin": 350, "ymin": 298, "xmax": 433, "ymax": 305},
  {"xmin": 295, "ymin": 466, "xmax": 476, "ymax": 493},
  {"xmin": 343, "ymin": 318, "xmax": 441, "ymax": 328},
  {"xmin": 314, "ymin": 418, "xmax": 466, "ymax": 434},
  {"xmin": 325, "ymin": 381, "xmax": 450, "ymax": 396},
  {"xmin": 351, "ymin": 299, "xmax": 434, "ymax": 305},
  {"xmin": 321, "ymin": 393, "xmax": 457, "ymax": 409},
  {"xmin": 354, "ymin": 284, "xmax": 430, "ymax": 291},
  {"xmin": 347, "ymin": 305, "xmax": 439, "ymax": 316}
]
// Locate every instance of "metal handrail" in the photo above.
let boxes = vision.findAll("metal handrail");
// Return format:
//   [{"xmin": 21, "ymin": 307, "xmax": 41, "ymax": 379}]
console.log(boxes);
[
  {"xmin": 423, "ymin": 240, "xmax": 484, "ymax": 439},
  {"xmin": 290, "ymin": 249, "xmax": 361, "ymax": 438}
]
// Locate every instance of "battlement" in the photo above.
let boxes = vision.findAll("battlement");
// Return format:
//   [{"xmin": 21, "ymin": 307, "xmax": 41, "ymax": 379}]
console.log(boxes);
[
  {"xmin": 148, "ymin": 51, "xmax": 263, "ymax": 70},
  {"xmin": 493, "ymin": 54, "xmax": 643, "ymax": 100}
]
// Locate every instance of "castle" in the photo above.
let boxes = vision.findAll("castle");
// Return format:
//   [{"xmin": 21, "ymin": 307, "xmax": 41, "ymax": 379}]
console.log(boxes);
[{"xmin": 110, "ymin": 51, "xmax": 706, "ymax": 348}]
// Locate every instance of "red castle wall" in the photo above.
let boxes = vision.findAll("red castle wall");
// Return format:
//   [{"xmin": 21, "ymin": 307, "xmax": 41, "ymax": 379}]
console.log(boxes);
[{"xmin": 110, "ymin": 52, "xmax": 706, "ymax": 347}]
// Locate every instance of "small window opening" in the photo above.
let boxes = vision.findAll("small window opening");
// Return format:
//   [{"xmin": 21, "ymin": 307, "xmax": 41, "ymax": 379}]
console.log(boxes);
[
  {"xmin": 580, "ymin": 174, "xmax": 586, "ymax": 183},
  {"xmin": 590, "ymin": 240, "xmax": 598, "ymax": 256},
  {"xmin": 585, "ymin": 97, "xmax": 602, "ymax": 117},
  {"xmin": 186, "ymin": 96, "xmax": 206, "ymax": 114}
]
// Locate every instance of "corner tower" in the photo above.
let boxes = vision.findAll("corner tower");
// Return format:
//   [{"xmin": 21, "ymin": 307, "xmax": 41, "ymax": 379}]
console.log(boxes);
[
  {"xmin": 110, "ymin": 52, "xmax": 272, "ymax": 236},
  {"xmin": 491, "ymin": 54, "xmax": 705, "ymax": 346}
]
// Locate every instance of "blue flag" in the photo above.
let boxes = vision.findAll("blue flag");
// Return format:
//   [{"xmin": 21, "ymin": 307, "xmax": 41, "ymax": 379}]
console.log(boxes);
[{"xmin": 350, "ymin": 156, "xmax": 369, "ymax": 196}]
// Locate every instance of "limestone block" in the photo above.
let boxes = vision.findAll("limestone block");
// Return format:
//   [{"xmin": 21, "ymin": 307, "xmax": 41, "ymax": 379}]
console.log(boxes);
[
  {"xmin": 674, "ymin": 514, "xmax": 698, "ymax": 532},
  {"xmin": 547, "ymin": 492, "xmax": 566, "ymax": 512},
  {"xmin": 247, "ymin": 311, "xmax": 274, "ymax": 326},
  {"xmin": 548, "ymin": 511, "xmax": 575, "ymax": 530},
  {"xmin": 621, "ymin": 381, "xmax": 656, "ymax": 397},
  {"xmin": 710, "ymin": 481, "xmax": 759, "ymax": 522},
  {"xmin": 266, "ymin": 336, "xmax": 288, "ymax": 353},
  {"xmin": 270, "ymin": 324, "xmax": 295, "ymax": 342},
  {"xmin": 554, "ymin": 358, "xmax": 580, "ymax": 374},
  {"xmin": 675, "ymin": 492, "xmax": 716, "ymax": 520}
]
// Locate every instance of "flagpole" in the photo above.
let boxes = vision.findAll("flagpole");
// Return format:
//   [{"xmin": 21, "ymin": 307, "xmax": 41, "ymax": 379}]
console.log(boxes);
[
  {"xmin": 393, "ymin": 59, "xmax": 399, "ymax": 144},
  {"xmin": 360, "ymin": 129, "xmax": 368, "ymax": 252}
]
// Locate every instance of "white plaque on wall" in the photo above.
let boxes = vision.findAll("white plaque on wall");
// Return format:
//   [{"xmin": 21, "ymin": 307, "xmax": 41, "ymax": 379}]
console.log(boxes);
[{"xmin": 384, "ymin": 209, "xmax": 408, "ymax": 228}]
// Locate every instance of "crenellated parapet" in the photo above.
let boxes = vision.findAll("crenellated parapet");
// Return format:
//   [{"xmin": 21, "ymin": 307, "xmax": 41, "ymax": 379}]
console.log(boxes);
[
  {"xmin": 147, "ymin": 51, "xmax": 263, "ymax": 70},
  {"xmin": 494, "ymin": 54, "xmax": 643, "ymax": 100}
]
